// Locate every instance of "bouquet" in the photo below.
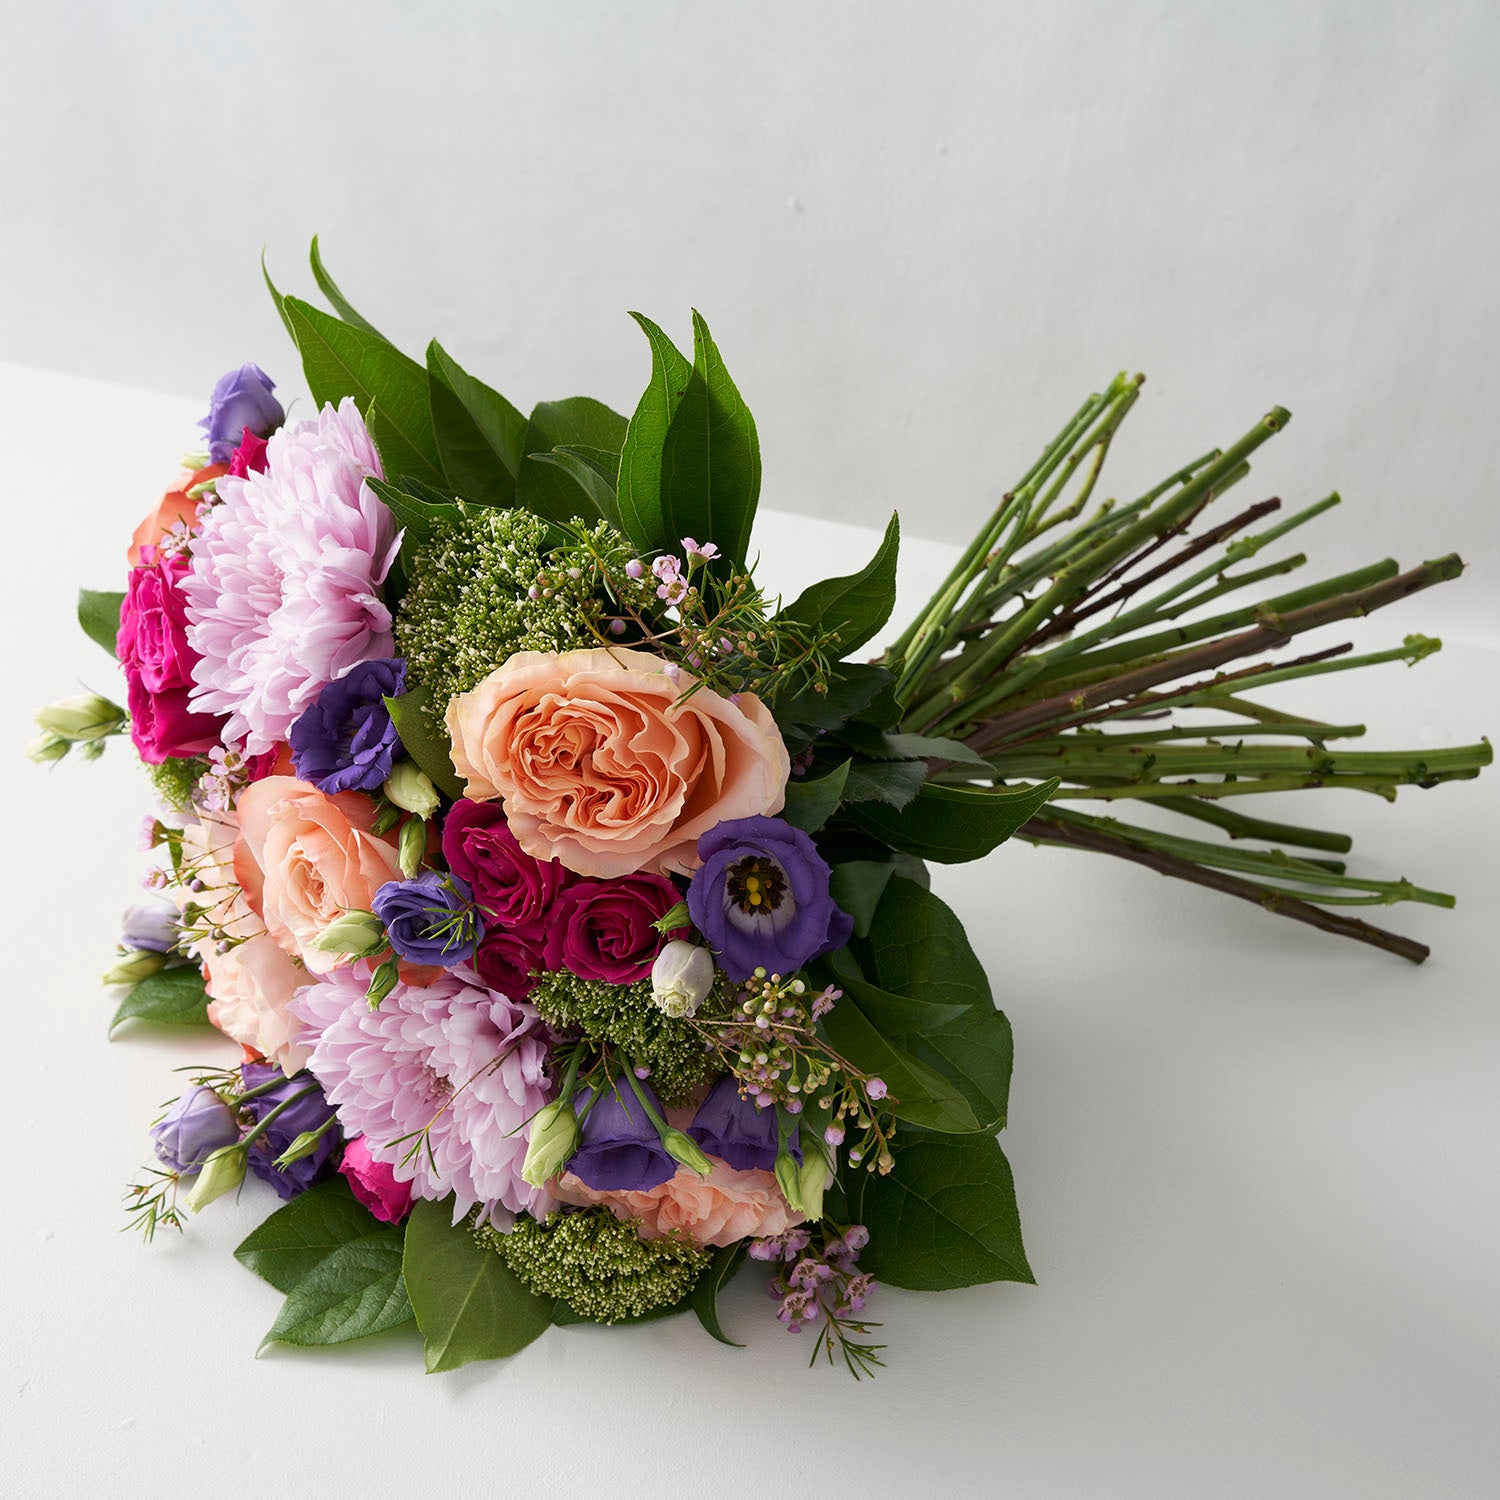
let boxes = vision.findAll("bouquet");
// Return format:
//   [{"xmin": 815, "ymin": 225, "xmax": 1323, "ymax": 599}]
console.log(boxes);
[{"xmin": 34, "ymin": 244, "xmax": 1488, "ymax": 1377}]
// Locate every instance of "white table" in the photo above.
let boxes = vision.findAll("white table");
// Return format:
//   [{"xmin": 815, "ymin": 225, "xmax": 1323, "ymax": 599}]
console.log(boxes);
[{"xmin": 3, "ymin": 363, "xmax": 1497, "ymax": 1498}]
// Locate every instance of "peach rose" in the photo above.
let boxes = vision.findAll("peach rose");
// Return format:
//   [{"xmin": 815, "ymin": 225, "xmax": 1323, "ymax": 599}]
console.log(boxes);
[
  {"xmin": 234, "ymin": 775, "xmax": 403, "ymax": 973},
  {"xmin": 204, "ymin": 933, "xmax": 310, "ymax": 1074},
  {"xmin": 555, "ymin": 1159, "xmax": 804, "ymax": 1248},
  {"xmin": 128, "ymin": 463, "xmax": 227, "ymax": 566},
  {"xmin": 446, "ymin": 648, "xmax": 789, "ymax": 877}
]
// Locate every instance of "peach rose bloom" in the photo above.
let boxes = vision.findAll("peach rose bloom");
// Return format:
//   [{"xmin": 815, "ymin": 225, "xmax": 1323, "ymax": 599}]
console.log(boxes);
[
  {"xmin": 446, "ymin": 648, "xmax": 789, "ymax": 877},
  {"xmin": 555, "ymin": 1158, "xmax": 805, "ymax": 1248},
  {"xmin": 128, "ymin": 463, "xmax": 227, "ymax": 566},
  {"xmin": 234, "ymin": 775, "xmax": 404, "ymax": 973},
  {"xmin": 204, "ymin": 933, "xmax": 310, "ymax": 1074},
  {"xmin": 177, "ymin": 805, "xmax": 263, "ymax": 965}
]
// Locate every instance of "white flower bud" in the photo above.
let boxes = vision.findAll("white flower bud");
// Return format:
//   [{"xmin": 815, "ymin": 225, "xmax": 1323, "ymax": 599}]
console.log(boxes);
[
  {"xmin": 650, "ymin": 940, "xmax": 715, "ymax": 1019},
  {"xmin": 184, "ymin": 1144, "xmax": 246, "ymax": 1212},
  {"xmin": 35, "ymin": 693, "xmax": 126, "ymax": 742},
  {"xmin": 383, "ymin": 761, "xmax": 439, "ymax": 819},
  {"xmin": 310, "ymin": 908, "xmax": 387, "ymax": 958}
]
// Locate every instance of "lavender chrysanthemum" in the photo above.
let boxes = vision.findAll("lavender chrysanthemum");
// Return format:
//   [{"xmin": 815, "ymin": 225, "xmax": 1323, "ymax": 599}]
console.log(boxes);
[
  {"xmin": 291, "ymin": 964, "xmax": 556, "ymax": 1223},
  {"xmin": 182, "ymin": 399, "xmax": 399, "ymax": 753}
]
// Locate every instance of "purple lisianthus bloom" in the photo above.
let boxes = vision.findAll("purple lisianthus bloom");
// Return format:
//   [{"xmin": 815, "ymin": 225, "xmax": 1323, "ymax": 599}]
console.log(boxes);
[
  {"xmin": 686, "ymin": 816, "xmax": 853, "ymax": 981},
  {"xmin": 121, "ymin": 901, "xmax": 180, "ymax": 955},
  {"xmin": 687, "ymin": 1074, "xmax": 799, "ymax": 1173},
  {"xmin": 373, "ymin": 872, "xmax": 484, "ymax": 966},
  {"xmin": 564, "ymin": 1080, "xmax": 676, "ymax": 1193},
  {"xmin": 200, "ymin": 363, "xmax": 284, "ymax": 465},
  {"xmin": 288, "ymin": 657, "xmax": 406, "ymax": 794},
  {"xmin": 239, "ymin": 1063, "xmax": 339, "ymax": 1200},
  {"xmin": 151, "ymin": 1086, "xmax": 240, "ymax": 1174}
]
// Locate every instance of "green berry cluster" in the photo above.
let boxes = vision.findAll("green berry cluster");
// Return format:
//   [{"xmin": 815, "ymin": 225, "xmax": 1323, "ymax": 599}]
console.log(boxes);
[{"xmin": 478, "ymin": 1208, "xmax": 709, "ymax": 1323}]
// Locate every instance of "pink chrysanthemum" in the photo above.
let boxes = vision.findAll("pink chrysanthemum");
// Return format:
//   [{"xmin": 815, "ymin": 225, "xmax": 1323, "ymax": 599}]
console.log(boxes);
[
  {"xmin": 291, "ymin": 964, "xmax": 556, "ymax": 1223},
  {"xmin": 181, "ymin": 399, "xmax": 399, "ymax": 753}
]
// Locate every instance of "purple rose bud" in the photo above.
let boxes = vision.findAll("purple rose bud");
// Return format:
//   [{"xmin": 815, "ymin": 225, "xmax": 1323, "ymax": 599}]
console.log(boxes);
[
  {"xmin": 239, "ymin": 1063, "xmax": 338, "ymax": 1200},
  {"xmin": 542, "ymin": 872, "xmax": 685, "ymax": 984},
  {"xmin": 151, "ymin": 1086, "xmax": 240, "ymax": 1174},
  {"xmin": 564, "ymin": 1080, "xmax": 677, "ymax": 1193},
  {"xmin": 441, "ymin": 801, "xmax": 570, "ymax": 927},
  {"xmin": 686, "ymin": 816, "xmax": 854, "ymax": 981},
  {"xmin": 687, "ymin": 1074, "xmax": 800, "ymax": 1173},
  {"xmin": 121, "ymin": 901, "xmax": 180, "ymax": 955},
  {"xmin": 289, "ymin": 658, "xmax": 407, "ymax": 794},
  {"xmin": 373, "ymin": 872, "xmax": 483, "ymax": 966},
  {"xmin": 199, "ymin": 364, "xmax": 284, "ymax": 465}
]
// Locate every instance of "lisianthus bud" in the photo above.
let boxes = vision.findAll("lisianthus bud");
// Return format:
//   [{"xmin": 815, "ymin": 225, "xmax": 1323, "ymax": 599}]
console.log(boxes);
[
  {"xmin": 795, "ymin": 1141, "xmax": 829, "ymax": 1221},
  {"xmin": 774, "ymin": 1148, "xmax": 803, "ymax": 1213},
  {"xmin": 151, "ymin": 1085, "xmax": 239, "ymax": 1174},
  {"xmin": 651, "ymin": 900, "xmax": 691, "ymax": 934},
  {"xmin": 184, "ymin": 1143, "xmax": 246, "ymax": 1212},
  {"xmin": 651, "ymin": 940, "xmax": 714, "ymax": 1019},
  {"xmin": 26, "ymin": 733, "xmax": 69, "ymax": 764},
  {"xmin": 102, "ymin": 949, "xmax": 168, "ymax": 986},
  {"xmin": 36, "ymin": 693, "xmax": 127, "ymax": 742},
  {"xmin": 398, "ymin": 816, "xmax": 427, "ymax": 880},
  {"xmin": 520, "ymin": 1097, "xmax": 583, "ymax": 1188},
  {"xmin": 365, "ymin": 958, "xmax": 399, "ymax": 1009},
  {"xmin": 661, "ymin": 1126, "xmax": 714, "ymax": 1179},
  {"xmin": 383, "ymin": 761, "xmax": 439, "ymax": 819},
  {"xmin": 274, "ymin": 1119, "xmax": 336, "ymax": 1169},
  {"xmin": 310, "ymin": 909, "xmax": 387, "ymax": 958}
]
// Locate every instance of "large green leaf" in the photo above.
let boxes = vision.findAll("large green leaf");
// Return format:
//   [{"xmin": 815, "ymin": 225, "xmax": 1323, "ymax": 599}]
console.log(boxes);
[
  {"xmin": 821, "ymin": 949, "xmax": 972, "ymax": 1034},
  {"xmin": 385, "ymin": 686, "xmax": 464, "ymax": 801},
  {"xmin": 308, "ymin": 236, "xmax": 386, "ymax": 338},
  {"xmin": 516, "ymin": 397, "xmax": 628, "ymax": 527},
  {"xmin": 906, "ymin": 1005, "xmax": 1014, "ymax": 1134},
  {"xmin": 780, "ymin": 760, "xmax": 850, "ymax": 833},
  {"xmin": 840, "ymin": 757, "xmax": 928, "ymax": 809},
  {"xmin": 847, "ymin": 778, "xmax": 1059, "ymax": 863},
  {"xmin": 282, "ymin": 296, "xmax": 445, "ymax": 488},
  {"xmin": 853, "ymin": 1135, "xmax": 1033, "ymax": 1291},
  {"xmin": 690, "ymin": 1244, "xmax": 747, "ymax": 1347},
  {"xmin": 236, "ymin": 1180, "xmax": 398, "ymax": 1292},
  {"xmin": 426, "ymin": 340, "xmax": 526, "ymax": 506},
  {"xmin": 366, "ymin": 476, "xmax": 463, "ymax": 548},
  {"xmin": 775, "ymin": 513, "xmax": 900, "ymax": 658},
  {"xmin": 77, "ymin": 588, "xmax": 123, "ymax": 658},
  {"xmin": 402, "ymin": 1199, "xmax": 554, "ymax": 1372},
  {"xmin": 530, "ymin": 445, "xmax": 623, "ymax": 530},
  {"xmin": 262, "ymin": 249, "xmax": 295, "ymax": 343},
  {"xmin": 860, "ymin": 877, "xmax": 992, "ymax": 1012},
  {"xmin": 109, "ymin": 966, "xmax": 211, "ymax": 1034},
  {"xmin": 615, "ymin": 314, "xmax": 693, "ymax": 554},
  {"xmin": 827, "ymin": 860, "xmax": 897, "ymax": 939}
]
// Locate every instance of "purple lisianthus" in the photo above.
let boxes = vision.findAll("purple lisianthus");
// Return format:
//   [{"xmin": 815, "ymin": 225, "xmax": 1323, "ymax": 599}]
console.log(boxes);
[
  {"xmin": 686, "ymin": 816, "xmax": 853, "ymax": 981},
  {"xmin": 200, "ymin": 363, "xmax": 284, "ymax": 465},
  {"xmin": 239, "ymin": 1064, "xmax": 339, "ymax": 1200},
  {"xmin": 687, "ymin": 1074, "xmax": 799, "ymax": 1173},
  {"xmin": 373, "ymin": 872, "xmax": 483, "ymax": 966},
  {"xmin": 441, "ymin": 800, "xmax": 570, "ymax": 927},
  {"xmin": 151, "ymin": 1086, "xmax": 240, "ymax": 1174},
  {"xmin": 289, "ymin": 657, "xmax": 406, "ymax": 794},
  {"xmin": 121, "ymin": 901, "xmax": 180, "ymax": 955},
  {"xmin": 564, "ymin": 1080, "xmax": 676, "ymax": 1193}
]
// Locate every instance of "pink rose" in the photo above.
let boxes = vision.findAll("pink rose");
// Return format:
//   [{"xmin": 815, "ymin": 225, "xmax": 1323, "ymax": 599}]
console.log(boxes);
[
  {"xmin": 203, "ymin": 932, "xmax": 310, "ymax": 1074},
  {"xmin": 441, "ymin": 799, "xmax": 570, "ymax": 926},
  {"xmin": 124, "ymin": 672, "xmax": 224, "ymax": 763},
  {"xmin": 542, "ymin": 871, "xmax": 685, "ymax": 983},
  {"xmin": 339, "ymin": 1135, "xmax": 414, "ymax": 1224},
  {"xmin": 445, "ymin": 648, "xmax": 790, "ymax": 877},
  {"xmin": 556, "ymin": 1158, "xmax": 804, "ymax": 1248},
  {"xmin": 473, "ymin": 927, "xmax": 547, "ymax": 999},
  {"xmin": 233, "ymin": 775, "xmax": 404, "ymax": 973}
]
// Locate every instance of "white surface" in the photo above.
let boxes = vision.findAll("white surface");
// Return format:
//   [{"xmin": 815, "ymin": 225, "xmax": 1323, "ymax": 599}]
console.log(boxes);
[
  {"xmin": 1, "ymin": 1, "xmax": 1498, "ymax": 644},
  {"xmin": 3, "ymin": 363, "xmax": 1498, "ymax": 1498}
]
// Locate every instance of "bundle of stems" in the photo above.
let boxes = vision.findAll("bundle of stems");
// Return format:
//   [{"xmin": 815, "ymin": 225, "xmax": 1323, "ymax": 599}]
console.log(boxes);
[{"xmin": 885, "ymin": 374, "xmax": 1491, "ymax": 962}]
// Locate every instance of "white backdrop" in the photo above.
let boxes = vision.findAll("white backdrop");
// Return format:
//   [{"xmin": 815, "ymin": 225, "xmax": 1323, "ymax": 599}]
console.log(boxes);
[{"xmin": 1, "ymin": 0, "xmax": 1497, "ymax": 644}]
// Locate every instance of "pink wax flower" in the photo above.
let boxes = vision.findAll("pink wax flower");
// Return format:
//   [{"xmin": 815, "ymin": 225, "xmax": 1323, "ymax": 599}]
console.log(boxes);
[{"xmin": 339, "ymin": 1135, "xmax": 414, "ymax": 1224}]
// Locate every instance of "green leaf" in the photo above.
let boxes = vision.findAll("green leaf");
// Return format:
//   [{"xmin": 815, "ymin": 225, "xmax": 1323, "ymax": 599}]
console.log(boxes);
[
  {"xmin": 837, "ymin": 724, "xmax": 991, "ymax": 769},
  {"xmin": 781, "ymin": 760, "xmax": 850, "ymax": 833},
  {"xmin": 366, "ymin": 475, "xmax": 463, "ymax": 546},
  {"xmin": 262, "ymin": 248, "xmax": 295, "ymax": 343},
  {"xmin": 236, "ymin": 1180, "xmax": 399, "ymax": 1293},
  {"xmin": 821, "ymin": 948, "xmax": 972, "ymax": 1034},
  {"xmin": 308, "ymin": 236, "xmax": 386, "ymax": 339},
  {"xmin": 426, "ymin": 340, "xmax": 526, "ymax": 506},
  {"xmin": 841, "ymin": 757, "xmax": 928, "ymax": 809},
  {"xmin": 847, "ymin": 778, "xmax": 1059, "ymax": 863},
  {"xmin": 854, "ymin": 1135, "xmax": 1033, "ymax": 1291},
  {"xmin": 827, "ymin": 860, "xmax": 897, "ymax": 939},
  {"xmin": 906, "ymin": 1005, "xmax": 1014, "ymax": 1134},
  {"xmin": 516, "ymin": 397, "xmax": 628, "ymax": 527},
  {"xmin": 282, "ymin": 296, "xmax": 445, "ymax": 488},
  {"xmin": 690, "ymin": 1244, "xmax": 746, "ymax": 1347},
  {"xmin": 775, "ymin": 512, "xmax": 900, "ymax": 658},
  {"xmin": 109, "ymin": 967, "xmax": 211, "ymax": 1034},
  {"xmin": 402, "ymin": 1199, "xmax": 554, "ymax": 1372},
  {"xmin": 772, "ymin": 663, "xmax": 897, "ymax": 743},
  {"xmin": 819, "ymin": 995, "xmax": 979, "ymax": 1134},
  {"xmin": 530, "ymin": 445, "xmax": 623, "ymax": 530},
  {"xmin": 77, "ymin": 588, "xmax": 124, "ymax": 658},
  {"xmin": 385, "ymin": 686, "xmax": 464, "ymax": 801},
  {"xmin": 616, "ymin": 313, "xmax": 694, "ymax": 554},
  {"xmin": 860, "ymin": 877, "xmax": 992, "ymax": 1013}
]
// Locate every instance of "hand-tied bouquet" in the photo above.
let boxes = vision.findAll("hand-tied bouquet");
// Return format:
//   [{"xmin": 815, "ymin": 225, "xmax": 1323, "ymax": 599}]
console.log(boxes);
[{"xmin": 35, "ymin": 244, "xmax": 1489, "ymax": 1377}]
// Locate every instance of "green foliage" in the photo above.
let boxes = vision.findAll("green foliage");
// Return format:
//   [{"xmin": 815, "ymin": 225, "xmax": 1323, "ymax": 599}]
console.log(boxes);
[
  {"xmin": 426, "ymin": 340, "xmax": 526, "ymax": 507},
  {"xmin": 109, "ymin": 966, "xmax": 212, "ymax": 1035},
  {"xmin": 851, "ymin": 1135, "xmax": 1033, "ymax": 1291},
  {"xmin": 403, "ymin": 1199, "xmax": 553, "ymax": 1371},
  {"xmin": 516, "ymin": 397, "xmax": 628, "ymax": 527},
  {"xmin": 775, "ymin": 512, "xmax": 901, "ymax": 658},
  {"xmin": 308, "ymin": 235, "xmax": 385, "ymax": 338},
  {"xmin": 384, "ymin": 686, "xmax": 464, "ymax": 801},
  {"xmin": 147, "ymin": 755, "xmax": 207, "ymax": 811},
  {"xmin": 234, "ymin": 1179, "xmax": 413, "ymax": 1348},
  {"xmin": 780, "ymin": 760, "xmax": 850, "ymax": 833},
  {"xmin": 485, "ymin": 1208, "xmax": 709, "ymax": 1324},
  {"xmin": 528, "ymin": 971, "xmax": 716, "ymax": 1105},
  {"xmin": 847, "ymin": 777, "xmax": 1060, "ymax": 862},
  {"xmin": 77, "ymin": 588, "xmax": 124, "ymax": 658},
  {"xmin": 616, "ymin": 313, "xmax": 761, "ymax": 567},
  {"xmin": 827, "ymin": 860, "xmax": 897, "ymax": 938},
  {"xmin": 689, "ymin": 1243, "xmax": 747, "ymax": 1347}
]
